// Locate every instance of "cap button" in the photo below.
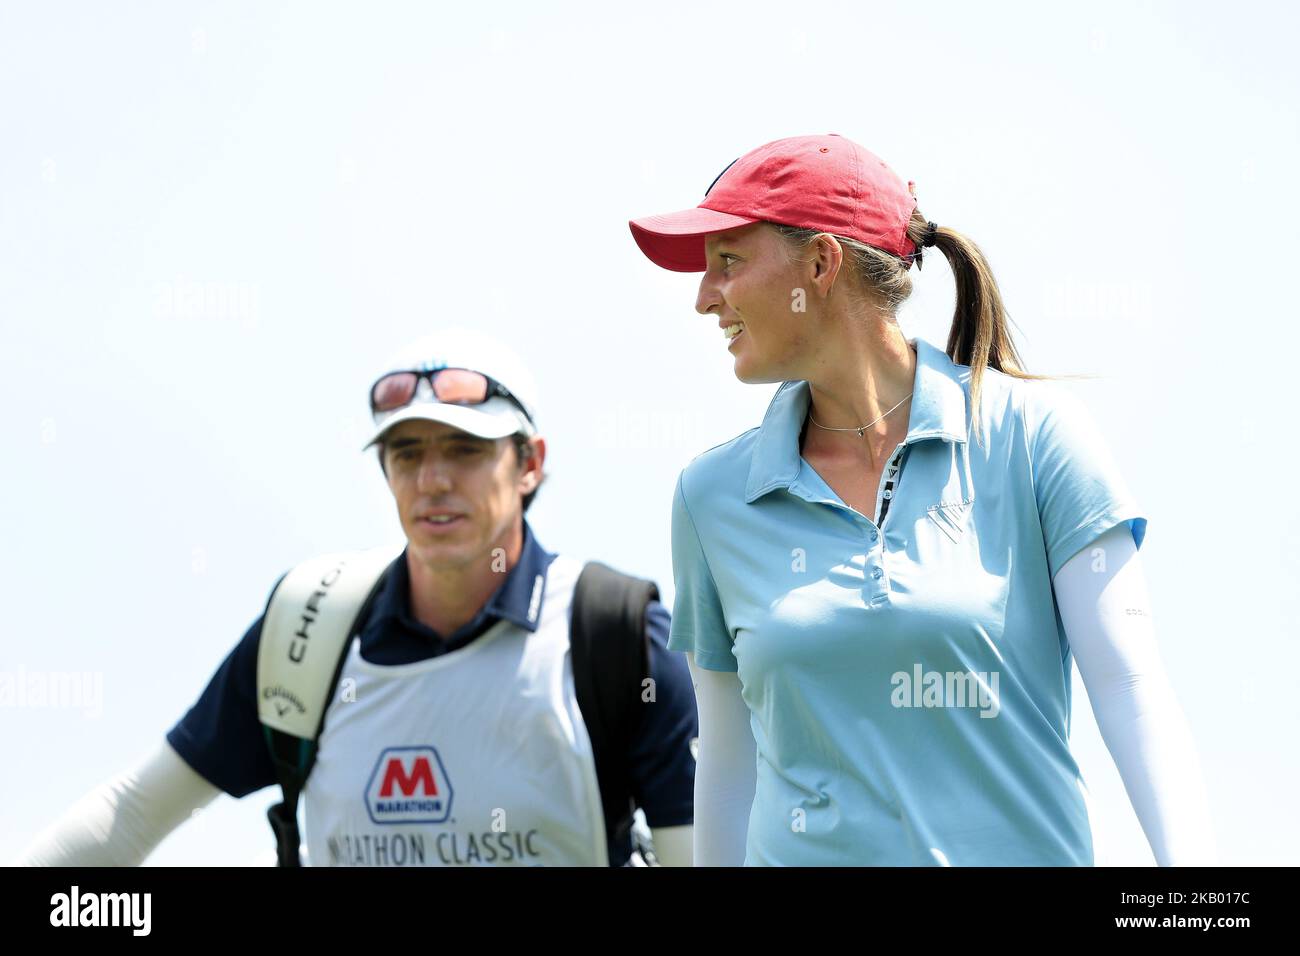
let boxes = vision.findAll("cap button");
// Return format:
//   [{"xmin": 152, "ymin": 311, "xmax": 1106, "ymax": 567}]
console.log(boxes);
[{"xmin": 819, "ymin": 147, "xmax": 829, "ymax": 153}]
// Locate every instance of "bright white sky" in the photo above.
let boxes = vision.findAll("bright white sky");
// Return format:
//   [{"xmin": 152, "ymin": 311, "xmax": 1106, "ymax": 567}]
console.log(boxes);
[{"xmin": 2, "ymin": 0, "xmax": 1296, "ymax": 866}]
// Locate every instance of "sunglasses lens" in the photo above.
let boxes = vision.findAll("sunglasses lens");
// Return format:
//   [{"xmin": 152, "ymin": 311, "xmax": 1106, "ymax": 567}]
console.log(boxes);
[
  {"xmin": 432, "ymin": 368, "xmax": 489, "ymax": 405},
  {"xmin": 371, "ymin": 372, "xmax": 419, "ymax": 412}
]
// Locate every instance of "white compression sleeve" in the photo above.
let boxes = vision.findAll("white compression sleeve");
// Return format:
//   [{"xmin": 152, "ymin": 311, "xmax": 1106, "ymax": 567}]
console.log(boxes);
[
  {"xmin": 1054, "ymin": 523, "xmax": 1219, "ymax": 866},
  {"xmin": 14, "ymin": 739, "xmax": 222, "ymax": 866},
  {"xmin": 686, "ymin": 652, "xmax": 756, "ymax": 867}
]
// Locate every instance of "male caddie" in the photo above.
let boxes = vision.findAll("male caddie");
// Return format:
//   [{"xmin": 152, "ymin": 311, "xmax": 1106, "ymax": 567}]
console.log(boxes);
[{"xmin": 17, "ymin": 329, "xmax": 696, "ymax": 867}]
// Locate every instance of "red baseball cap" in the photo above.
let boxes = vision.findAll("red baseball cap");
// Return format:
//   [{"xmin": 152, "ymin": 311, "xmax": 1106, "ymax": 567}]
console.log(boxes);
[{"xmin": 629, "ymin": 133, "xmax": 920, "ymax": 273}]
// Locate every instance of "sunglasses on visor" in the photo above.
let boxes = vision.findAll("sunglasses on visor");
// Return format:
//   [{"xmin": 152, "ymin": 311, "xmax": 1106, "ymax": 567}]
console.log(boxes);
[{"xmin": 369, "ymin": 367, "xmax": 534, "ymax": 427}]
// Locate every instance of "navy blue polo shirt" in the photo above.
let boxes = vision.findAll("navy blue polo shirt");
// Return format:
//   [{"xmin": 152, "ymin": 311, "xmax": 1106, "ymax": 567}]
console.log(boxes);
[{"xmin": 166, "ymin": 519, "xmax": 696, "ymax": 866}]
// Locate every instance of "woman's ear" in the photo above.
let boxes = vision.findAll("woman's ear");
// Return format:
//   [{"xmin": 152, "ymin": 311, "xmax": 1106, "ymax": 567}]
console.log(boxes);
[{"xmin": 809, "ymin": 233, "xmax": 845, "ymax": 297}]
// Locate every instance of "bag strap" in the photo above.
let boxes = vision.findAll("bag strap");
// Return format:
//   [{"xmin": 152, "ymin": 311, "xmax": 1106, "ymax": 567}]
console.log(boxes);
[
  {"xmin": 569, "ymin": 560, "xmax": 657, "ymax": 860},
  {"xmin": 256, "ymin": 544, "xmax": 403, "ymax": 866}
]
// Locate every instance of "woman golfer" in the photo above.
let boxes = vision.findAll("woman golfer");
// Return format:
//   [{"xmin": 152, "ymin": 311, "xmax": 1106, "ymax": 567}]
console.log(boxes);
[{"xmin": 629, "ymin": 133, "xmax": 1217, "ymax": 866}]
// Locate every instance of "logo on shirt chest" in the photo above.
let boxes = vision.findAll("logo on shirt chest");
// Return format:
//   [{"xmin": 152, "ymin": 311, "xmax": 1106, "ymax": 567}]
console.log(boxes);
[
  {"xmin": 365, "ymin": 746, "xmax": 454, "ymax": 825},
  {"xmin": 925, "ymin": 497, "xmax": 973, "ymax": 543}
]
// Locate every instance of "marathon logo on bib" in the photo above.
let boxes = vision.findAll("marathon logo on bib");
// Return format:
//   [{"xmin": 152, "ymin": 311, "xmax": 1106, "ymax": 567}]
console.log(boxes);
[{"xmin": 365, "ymin": 746, "xmax": 454, "ymax": 825}]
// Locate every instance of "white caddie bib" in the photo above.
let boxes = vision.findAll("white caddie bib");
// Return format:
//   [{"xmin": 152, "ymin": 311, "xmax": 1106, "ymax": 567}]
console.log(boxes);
[{"xmin": 300, "ymin": 554, "xmax": 609, "ymax": 866}]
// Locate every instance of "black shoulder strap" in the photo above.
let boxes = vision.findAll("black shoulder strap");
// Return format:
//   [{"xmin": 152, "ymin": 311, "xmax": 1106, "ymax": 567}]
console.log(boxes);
[
  {"xmin": 262, "ymin": 555, "xmax": 397, "ymax": 867},
  {"xmin": 569, "ymin": 561, "xmax": 657, "ymax": 864}
]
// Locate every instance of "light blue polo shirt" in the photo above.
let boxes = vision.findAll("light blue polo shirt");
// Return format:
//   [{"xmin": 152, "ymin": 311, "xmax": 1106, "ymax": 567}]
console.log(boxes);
[{"xmin": 668, "ymin": 334, "xmax": 1147, "ymax": 866}]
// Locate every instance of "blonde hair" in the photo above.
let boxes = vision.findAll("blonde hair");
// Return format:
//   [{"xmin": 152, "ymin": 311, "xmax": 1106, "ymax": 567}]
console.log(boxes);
[{"xmin": 773, "ymin": 214, "xmax": 1092, "ymax": 449}]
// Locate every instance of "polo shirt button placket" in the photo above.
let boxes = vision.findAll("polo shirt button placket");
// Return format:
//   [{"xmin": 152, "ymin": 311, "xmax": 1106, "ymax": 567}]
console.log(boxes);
[
  {"xmin": 864, "ymin": 561, "xmax": 889, "ymax": 605},
  {"xmin": 864, "ymin": 446, "xmax": 905, "ymax": 604},
  {"xmin": 863, "ymin": 525, "xmax": 888, "ymax": 603}
]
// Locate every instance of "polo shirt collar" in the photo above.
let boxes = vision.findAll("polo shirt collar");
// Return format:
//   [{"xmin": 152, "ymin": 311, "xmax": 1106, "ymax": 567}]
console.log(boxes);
[
  {"xmin": 372, "ymin": 517, "xmax": 555, "ymax": 634},
  {"xmin": 744, "ymin": 334, "xmax": 970, "ymax": 504}
]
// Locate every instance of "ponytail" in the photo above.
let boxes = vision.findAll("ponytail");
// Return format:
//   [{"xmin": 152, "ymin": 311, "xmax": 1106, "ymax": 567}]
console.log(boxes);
[{"xmin": 776, "ymin": 214, "xmax": 1090, "ymax": 450}]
